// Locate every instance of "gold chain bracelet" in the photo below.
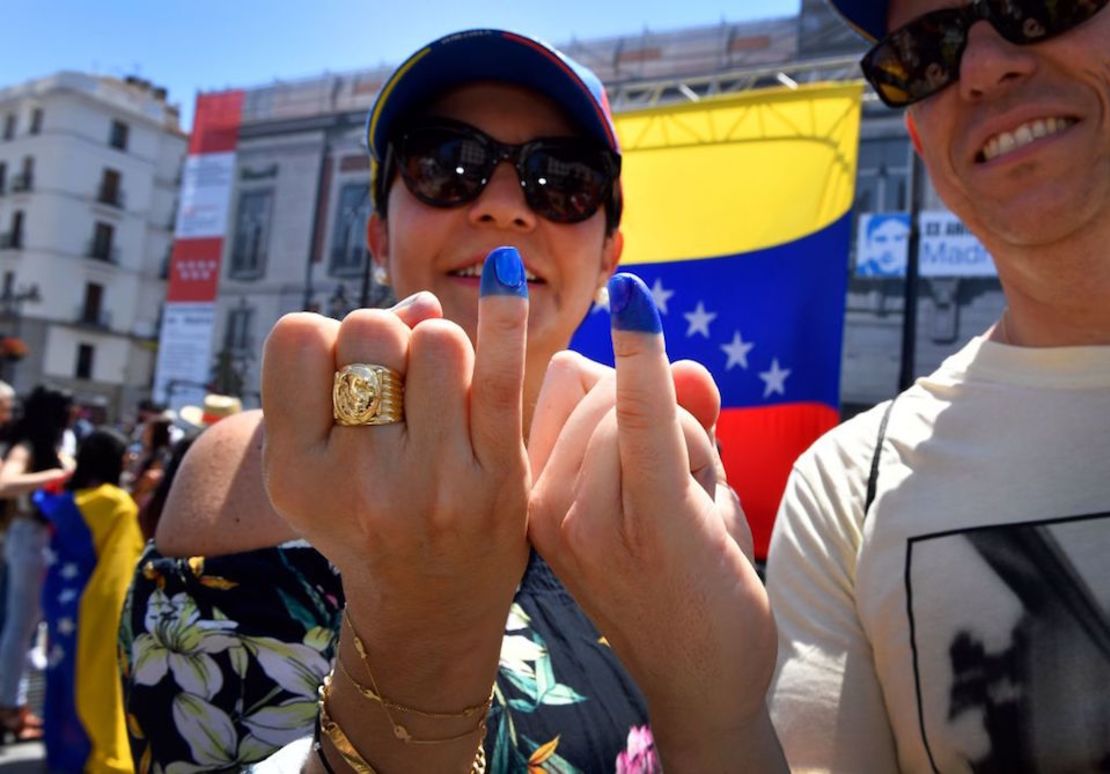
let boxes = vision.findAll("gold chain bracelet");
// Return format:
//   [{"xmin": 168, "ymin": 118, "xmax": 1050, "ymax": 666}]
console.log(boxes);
[{"xmin": 319, "ymin": 674, "xmax": 487, "ymax": 773}]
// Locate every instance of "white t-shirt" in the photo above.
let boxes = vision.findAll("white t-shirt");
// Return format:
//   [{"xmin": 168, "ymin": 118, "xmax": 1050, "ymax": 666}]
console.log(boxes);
[{"xmin": 767, "ymin": 336, "xmax": 1110, "ymax": 772}]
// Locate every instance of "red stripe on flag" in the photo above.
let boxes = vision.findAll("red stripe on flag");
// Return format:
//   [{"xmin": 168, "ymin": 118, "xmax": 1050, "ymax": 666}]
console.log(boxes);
[{"xmin": 717, "ymin": 403, "xmax": 839, "ymax": 561}]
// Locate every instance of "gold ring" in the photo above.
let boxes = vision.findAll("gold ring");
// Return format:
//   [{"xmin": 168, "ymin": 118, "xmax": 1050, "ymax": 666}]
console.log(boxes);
[{"xmin": 333, "ymin": 364, "xmax": 404, "ymax": 426}]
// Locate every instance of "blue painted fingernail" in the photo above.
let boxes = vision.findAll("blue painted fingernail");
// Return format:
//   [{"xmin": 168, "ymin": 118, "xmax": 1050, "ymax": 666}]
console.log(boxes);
[
  {"xmin": 480, "ymin": 246, "xmax": 528, "ymax": 298},
  {"xmin": 609, "ymin": 273, "xmax": 662, "ymax": 333}
]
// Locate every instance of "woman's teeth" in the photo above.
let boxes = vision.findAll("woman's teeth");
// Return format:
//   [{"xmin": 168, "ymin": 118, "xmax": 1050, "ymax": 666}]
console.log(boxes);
[{"xmin": 452, "ymin": 264, "xmax": 539, "ymax": 281}]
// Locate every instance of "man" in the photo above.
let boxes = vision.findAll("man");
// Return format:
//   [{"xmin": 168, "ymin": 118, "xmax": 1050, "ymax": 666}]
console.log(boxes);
[{"xmin": 766, "ymin": 0, "xmax": 1110, "ymax": 770}]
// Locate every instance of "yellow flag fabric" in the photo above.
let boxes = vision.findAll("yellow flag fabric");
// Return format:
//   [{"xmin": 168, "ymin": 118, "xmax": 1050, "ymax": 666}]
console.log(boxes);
[
  {"xmin": 75, "ymin": 484, "xmax": 143, "ymax": 773},
  {"xmin": 613, "ymin": 82, "xmax": 863, "ymax": 264}
]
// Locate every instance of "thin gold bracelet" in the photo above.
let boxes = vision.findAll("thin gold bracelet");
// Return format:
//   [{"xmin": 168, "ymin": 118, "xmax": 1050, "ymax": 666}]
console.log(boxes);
[
  {"xmin": 319, "ymin": 674, "xmax": 487, "ymax": 773},
  {"xmin": 334, "ymin": 654, "xmax": 488, "ymax": 745},
  {"xmin": 342, "ymin": 608, "xmax": 494, "ymax": 719}
]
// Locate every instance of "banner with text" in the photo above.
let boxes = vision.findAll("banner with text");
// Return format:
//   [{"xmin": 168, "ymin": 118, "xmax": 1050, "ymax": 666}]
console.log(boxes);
[
  {"xmin": 855, "ymin": 210, "xmax": 998, "ymax": 278},
  {"xmin": 153, "ymin": 91, "xmax": 244, "ymax": 412}
]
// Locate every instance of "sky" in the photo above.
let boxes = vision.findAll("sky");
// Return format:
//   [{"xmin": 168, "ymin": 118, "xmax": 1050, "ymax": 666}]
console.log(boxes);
[{"xmin": 2, "ymin": 0, "xmax": 800, "ymax": 132}]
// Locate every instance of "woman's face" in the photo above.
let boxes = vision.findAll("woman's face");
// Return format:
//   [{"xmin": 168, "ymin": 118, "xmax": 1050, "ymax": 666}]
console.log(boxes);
[{"xmin": 368, "ymin": 82, "xmax": 622, "ymax": 367}]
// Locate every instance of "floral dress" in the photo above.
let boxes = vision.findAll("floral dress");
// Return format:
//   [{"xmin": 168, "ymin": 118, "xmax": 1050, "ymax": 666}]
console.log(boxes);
[
  {"xmin": 121, "ymin": 544, "xmax": 657, "ymax": 773},
  {"xmin": 118, "ymin": 541, "xmax": 344, "ymax": 772}
]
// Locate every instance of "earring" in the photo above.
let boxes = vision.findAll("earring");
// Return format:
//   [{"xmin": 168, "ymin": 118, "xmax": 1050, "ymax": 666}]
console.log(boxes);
[
  {"xmin": 372, "ymin": 264, "xmax": 391, "ymax": 287},
  {"xmin": 593, "ymin": 284, "xmax": 609, "ymax": 311}
]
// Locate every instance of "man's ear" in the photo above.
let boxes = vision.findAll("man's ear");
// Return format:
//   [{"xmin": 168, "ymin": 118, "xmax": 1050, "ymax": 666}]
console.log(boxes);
[
  {"xmin": 905, "ymin": 111, "xmax": 924, "ymax": 156},
  {"xmin": 367, "ymin": 212, "xmax": 388, "ymax": 268}
]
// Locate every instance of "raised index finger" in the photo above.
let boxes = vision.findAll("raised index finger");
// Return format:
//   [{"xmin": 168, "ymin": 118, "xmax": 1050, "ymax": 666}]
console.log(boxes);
[
  {"xmin": 470, "ymin": 246, "xmax": 529, "ymax": 466},
  {"xmin": 608, "ymin": 273, "xmax": 689, "ymax": 496}
]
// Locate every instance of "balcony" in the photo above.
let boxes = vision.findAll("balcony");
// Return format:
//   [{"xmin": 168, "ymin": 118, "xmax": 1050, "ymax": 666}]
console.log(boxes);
[
  {"xmin": 96, "ymin": 186, "xmax": 126, "ymax": 209},
  {"xmin": 11, "ymin": 173, "xmax": 32, "ymax": 193},
  {"xmin": 75, "ymin": 306, "xmax": 112, "ymax": 330},
  {"xmin": 85, "ymin": 241, "xmax": 120, "ymax": 264},
  {"xmin": 0, "ymin": 232, "xmax": 21, "ymax": 250}
]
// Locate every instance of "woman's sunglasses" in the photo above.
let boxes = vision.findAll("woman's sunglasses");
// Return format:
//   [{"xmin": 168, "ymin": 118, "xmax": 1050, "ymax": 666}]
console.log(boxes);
[
  {"xmin": 387, "ymin": 119, "xmax": 621, "ymax": 225},
  {"xmin": 861, "ymin": 0, "xmax": 1108, "ymax": 107}
]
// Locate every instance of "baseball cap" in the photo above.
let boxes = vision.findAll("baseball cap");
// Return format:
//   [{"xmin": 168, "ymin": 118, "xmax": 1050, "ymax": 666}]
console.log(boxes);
[
  {"xmin": 827, "ymin": 0, "xmax": 888, "ymax": 41},
  {"xmin": 366, "ymin": 29, "xmax": 622, "ymax": 224}
]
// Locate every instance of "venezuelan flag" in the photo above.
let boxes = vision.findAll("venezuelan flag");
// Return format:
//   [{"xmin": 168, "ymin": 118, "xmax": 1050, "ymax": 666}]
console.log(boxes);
[
  {"xmin": 35, "ymin": 485, "xmax": 143, "ymax": 773},
  {"xmin": 571, "ymin": 83, "xmax": 863, "ymax": 559}
]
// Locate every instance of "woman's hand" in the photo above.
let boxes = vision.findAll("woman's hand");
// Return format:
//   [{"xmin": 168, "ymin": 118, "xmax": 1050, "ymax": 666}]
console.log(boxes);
[
  {"xmin": 261, "ymin": 247, "xmax": 532, "ymax": 700},
  {"xmin": 528, "ymin": 274, "xmax": 784, "ymax": 771}
]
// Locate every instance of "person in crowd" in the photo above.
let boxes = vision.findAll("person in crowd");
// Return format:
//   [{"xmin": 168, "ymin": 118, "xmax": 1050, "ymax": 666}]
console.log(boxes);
[
  {"xmin": 765, "ymin": 0, "xmax": 1110, "ymax": 770},
  {"xmin": 35, "ymin": 428, "xmax": 142, "ymax": 772},
  {"xmin": 0, "ymin": 385, "xmax": 74, "ymax": 743},
  {"xmin": 0, "ymin": 379, "xmax": 18, "ymax": 630},
  {"xmin": 135, "ymin": 430, "xmax": 199, "ymax": 542},
  {"xmin": 126, "ymin": 415, "xmax": 174, "ymax": 510},
  {"xmin": 258, "ymin": 28, "xmax": 775, "ymax": 774}
]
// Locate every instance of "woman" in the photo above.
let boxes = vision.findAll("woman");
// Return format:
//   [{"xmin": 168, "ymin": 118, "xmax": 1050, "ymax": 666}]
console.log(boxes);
[
  {"xmin": 126, "ymin": 415, "xmax": 173, "ymax": 510},
  {"xmin": 35, "ymin": 428, "xmax": 143, "ymax": 772},
  {"xmin": 0, "ymin": 385, "xmax": 73, "ymax": 744},
  {"xmin": 125, "ymin": 29, "xmax": 646, "ymax": 772},
  {"xmin": 261, "ymin": 28, "xmax": 777, "ymax": 773}
]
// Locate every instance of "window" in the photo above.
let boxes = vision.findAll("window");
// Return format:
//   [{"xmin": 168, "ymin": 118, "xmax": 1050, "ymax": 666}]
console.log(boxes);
[
  {"xmin": 230, "ymin": 189, "xmax": 273, "ymax": 279},
  {"xmin": 855, "ymin": 138, "xmax": 911, "ymax": 213},
  {"xmin": 90, "ymin": 222, "xmax": 115, "ymax": 262},
  {"xmin": 224, "ymin": 306, "xmax": 255, "ymax": 353},
  {"xmin": 2, "ymin": 115, "xmax": 14, "ymax": 141},
  {"xmin": 75, "ymin": 344, "xmax": 95, "ymax": 380},
  {"xmin": 98, "ymin": 168, "xmax": 123, "ymax": 207},
  {"xmin": 329, "ymin": 183, "xmax": 370, "ymax": 276},
  {"xmin": 29, "ymin": 108, "xmax": 43, "ymax": 135},
  {"xmin": 81, "ymin": 282, "xmax": 104, "ymax": 325},
  {"xmin": 109, "ymin": 120, "xmax": 129, "ymax": 151},
  {"xmin": 13, "ymin": 157, "xmax": 33, "ymax": 192},
  {"xmin": 5, "ymin": 211, "xmax": 24, "ymax": 248}
]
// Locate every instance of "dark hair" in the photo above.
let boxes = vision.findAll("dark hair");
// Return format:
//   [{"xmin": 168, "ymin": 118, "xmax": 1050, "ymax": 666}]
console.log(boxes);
[
  {"xmin": 138, "ymin": 432, "xmax": 199, "ymax": 541},
  {"xmin": 6, "ymin": 385, "xmax": 73, "ymax": 472},
  {"xmin": 67, "ymin": 427, "xmax": 128, "ymax": 490}
]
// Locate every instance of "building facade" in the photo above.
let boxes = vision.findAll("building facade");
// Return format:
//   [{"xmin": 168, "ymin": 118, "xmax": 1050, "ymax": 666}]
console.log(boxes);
[
  {"xmin": 199, "ymin": 7, "xmax": 1003, "ymax": 415},
  {"xmin": 0, "ymin": 72, "xmax": 187, "ymax": 420}
]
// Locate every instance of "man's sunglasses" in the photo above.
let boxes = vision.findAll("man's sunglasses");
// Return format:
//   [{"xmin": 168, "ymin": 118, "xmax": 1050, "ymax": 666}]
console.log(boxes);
[
  {"xmin": 861, "ymin": 0, "xmax": 1108, "ymax": 107},
  {"xmin": 386, "ymin": 119, "xmax": 621, "ymax": 226}
]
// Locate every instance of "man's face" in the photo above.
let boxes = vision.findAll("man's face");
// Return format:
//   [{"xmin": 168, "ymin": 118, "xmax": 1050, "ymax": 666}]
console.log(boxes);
[{"xmin": 893, "ymin": 0, "xmax": 1110, "ymax": 251}]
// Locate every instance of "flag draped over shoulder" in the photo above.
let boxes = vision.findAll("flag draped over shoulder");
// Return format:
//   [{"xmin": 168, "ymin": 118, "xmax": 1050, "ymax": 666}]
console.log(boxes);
[
  {"xmin": 35, "ymin": 485, "xmax": 143, "ymax": 773},
  {"xmin": 570, "ymin": 83, "xmax": 863, "ymax": 559}
]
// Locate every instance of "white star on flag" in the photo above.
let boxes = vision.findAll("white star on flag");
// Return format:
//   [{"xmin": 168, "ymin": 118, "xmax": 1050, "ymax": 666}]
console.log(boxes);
[
  {"xmin": 57, "ymin": 617, "xmax": 76, "ymax": 636},
  {"xmin": 684, "ymin": 302, "xmax": 717, "ymax": 338},
  {"xmin": 759, "ymin": 358, "xmax": 792, "ymax": 398},
  {"xmin": 649, "ymin": 278, "xmax": 675, "ymax": 315},
  {"xmin": 721, "ymin": 331, "xmax": 755, "ymax": 370},
  {"xmin": 58, "ymin": 588, "xmax": 78, "ymax": 605},
  {"xmin": 61, "ymin": 563, "xmax": 79, "ymax": 579}
]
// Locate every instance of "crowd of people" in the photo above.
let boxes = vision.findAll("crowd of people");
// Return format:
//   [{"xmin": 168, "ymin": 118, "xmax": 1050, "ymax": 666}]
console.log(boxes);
[
  {"xmin": 0, "ymin": 386, "xmax": 239, "ymax": 769},
  {"xmin": 0, "ymin": 0, "xmax": 1107, "ymax": 770}
]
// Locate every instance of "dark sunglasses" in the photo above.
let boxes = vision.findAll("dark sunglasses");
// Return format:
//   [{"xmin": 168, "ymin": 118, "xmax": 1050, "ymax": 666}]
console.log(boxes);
[
  {"xmin": 861, "ymin": 0, "xmax": 1108, "ymax": 107},
  {"xmin": 386, "ymin": 119, "xmax": 621, "ymax": 225}
]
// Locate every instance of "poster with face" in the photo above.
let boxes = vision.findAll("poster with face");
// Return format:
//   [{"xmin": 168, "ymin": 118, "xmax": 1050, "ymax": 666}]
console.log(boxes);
[{"xmin": 856, "ymin": 212, "xmax": 911, "ymax": 277}]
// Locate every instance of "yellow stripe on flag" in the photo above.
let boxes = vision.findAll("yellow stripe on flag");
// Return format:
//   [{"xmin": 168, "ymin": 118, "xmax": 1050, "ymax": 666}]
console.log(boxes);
[{"xmin": 614, "ymin": 81, "xmax": 864, "ymax": 264}]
